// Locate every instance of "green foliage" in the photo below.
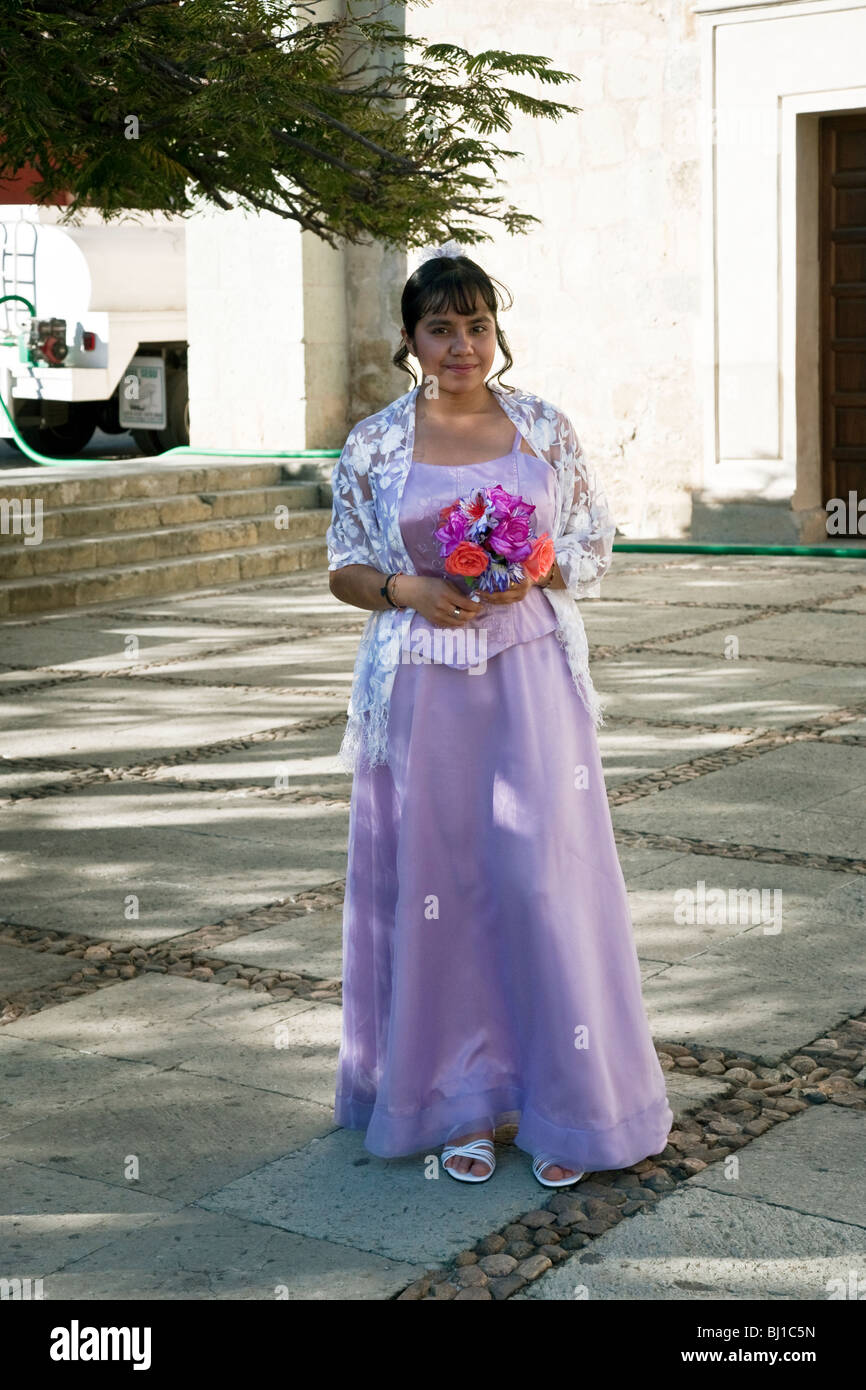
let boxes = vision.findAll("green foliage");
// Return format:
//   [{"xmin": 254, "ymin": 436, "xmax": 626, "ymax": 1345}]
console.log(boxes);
[{"xmin": 0, "ymin": 0, "xmax": 583, "ymax": 248}]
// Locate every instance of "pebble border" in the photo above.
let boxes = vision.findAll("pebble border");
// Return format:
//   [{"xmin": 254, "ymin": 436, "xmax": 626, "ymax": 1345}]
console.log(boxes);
[
  {"xmin": 0, "ymin": 882, "xmax": 347, "ymax": 1025},
  {"xmin": 393, "ymin": 1020, "xmax": 866, "ymax": 1301}
]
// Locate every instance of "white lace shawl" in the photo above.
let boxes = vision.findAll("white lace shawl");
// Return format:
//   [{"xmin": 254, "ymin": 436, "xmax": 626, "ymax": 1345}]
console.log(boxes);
[{"xmin": 326, "ymin": 381, "xmax": 617, "ymax": 774}]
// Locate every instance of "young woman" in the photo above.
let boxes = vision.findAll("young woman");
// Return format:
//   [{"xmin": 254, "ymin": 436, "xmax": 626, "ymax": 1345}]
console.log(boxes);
[{"xmin": 326, "ymin": 247, "xmax": 673, "ymax": 1187}]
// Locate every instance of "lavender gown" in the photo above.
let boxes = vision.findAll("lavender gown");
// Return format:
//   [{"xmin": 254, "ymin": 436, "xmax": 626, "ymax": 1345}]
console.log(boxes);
[{"xmin": 334, "ymin": 427, "xmax": 673, "ymax": 1171}]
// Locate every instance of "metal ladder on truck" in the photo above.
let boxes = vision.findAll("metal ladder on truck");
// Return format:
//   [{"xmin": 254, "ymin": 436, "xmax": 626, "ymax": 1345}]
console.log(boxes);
[{"xmin": 1, "ymin": 218, "xmax": 38, "ymax": 333}]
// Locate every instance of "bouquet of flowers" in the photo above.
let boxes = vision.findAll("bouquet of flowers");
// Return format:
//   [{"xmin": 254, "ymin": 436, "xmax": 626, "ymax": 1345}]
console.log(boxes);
[{"xmin": 433, "ymin": 483, "xmax": 556, "ymax": 595}]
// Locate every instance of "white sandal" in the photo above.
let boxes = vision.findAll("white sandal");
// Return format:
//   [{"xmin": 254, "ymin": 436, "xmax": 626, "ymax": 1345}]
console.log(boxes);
[
  {"xmin": 532, "ymin": 1154, "xmax": 584, "ymax": 1188},
  {"xmin": 441, "ymin": 1137, "xmax": 496, "ymax": 1184}
]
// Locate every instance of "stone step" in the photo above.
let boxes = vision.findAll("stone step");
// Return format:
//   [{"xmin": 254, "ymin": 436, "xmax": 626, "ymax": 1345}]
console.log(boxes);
[
  {"xmin": 0, "ymin": 481, "xmax": 323, "ymax": 547},
  {"xmin": 689, "ymin": 494, "xmax": 801, "ymax": 545},
  {"xmin": 0, "ymin": 533, "xmax": 330, "ymax": 617},
  {"xmin": 0, "ymin": 456, "xmax": 328, "ymax": 509},
  {"xmin": 0, "ymin": 504, "xmax": 331, "ymax": 579}
]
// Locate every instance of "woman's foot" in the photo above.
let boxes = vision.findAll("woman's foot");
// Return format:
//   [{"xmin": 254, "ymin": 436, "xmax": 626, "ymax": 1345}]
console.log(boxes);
[
  {"xmin": 532, "ymin": 1153, "xmax": 584, "ymax": 1188},
  {"xmin": 537, "ymin": 1161, "xmax": 580, "ymax": 1182},
  {"xmin": 442, "ymin": 1128, "xmax": 495, "ymax": 1178}
]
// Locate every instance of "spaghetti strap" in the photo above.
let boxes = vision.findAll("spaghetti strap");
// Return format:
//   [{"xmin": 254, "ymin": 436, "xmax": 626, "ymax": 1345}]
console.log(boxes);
[{"xmin": 512, "ymin": 426, "xmax": 523, "ymax": 453}]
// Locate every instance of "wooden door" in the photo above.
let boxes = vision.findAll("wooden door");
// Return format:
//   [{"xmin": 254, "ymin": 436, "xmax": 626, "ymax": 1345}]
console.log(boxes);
[{"xmin": 819, "ymin": 113, "xmax": 866, "ymax": 518}]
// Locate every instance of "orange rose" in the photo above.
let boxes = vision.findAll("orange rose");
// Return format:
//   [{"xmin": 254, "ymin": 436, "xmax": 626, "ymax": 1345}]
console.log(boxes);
[
  {"xmin": 524, "ymin": 533, "xmax": 555, "ymax": 582},
  {"xmin": 444, "ymin": 541, "xmax": 490, "ymax": 577},
  {"xmin": 438, "ymin": 501, "xmax": 459, "ymax": 523}
]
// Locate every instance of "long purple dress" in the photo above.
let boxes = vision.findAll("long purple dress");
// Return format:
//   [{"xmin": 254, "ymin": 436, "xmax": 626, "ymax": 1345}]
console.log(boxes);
[{"xmin": 333, "ymin": 427, "xmax": 673, "ymax": 1171}]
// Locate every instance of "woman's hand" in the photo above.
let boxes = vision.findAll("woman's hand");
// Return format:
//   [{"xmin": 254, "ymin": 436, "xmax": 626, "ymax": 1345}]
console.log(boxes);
[
  {"xmin": 397, "ymin": 575, "xmax": 485, "ymax": 628},
  {"xmin": 477, "ymin": 572, "xmax": 538, "ymax": 605}
]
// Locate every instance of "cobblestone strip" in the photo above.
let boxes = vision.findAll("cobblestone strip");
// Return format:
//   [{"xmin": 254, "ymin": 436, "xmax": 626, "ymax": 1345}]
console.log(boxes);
[
  {"xmin": 87, "ymin": 610, "xmax": 369, "ymax": 633},
  {"xmin": 606, "ymin": 706, "xmax": 866, "ymax": 806},
  {"xmin": 392, "ymin": 1019, "xmax": 866, "ymax": 1301},
  {"xmin": 611, "ymin": 826, "xmax": 866, "ymax": 875},
  {"xmin": 594, "ymin": 641, "xmax": 866, "ymax": 667},
  {"xmin": 0, "ymin": 630, "xmax": 347, "ymax": 694},
  {"xmin": 122, "ymin": 676, "xmax": 352, "ymax": 700},
  {"xmin": 5, "ymin": 703, "xmax": 864, "ymax": 819},
  {"xmin": 0, "ymin": 671, "xmax": 95, "ymax": 699},
  {"xmin": 0, "ymin": 712, "xmax": 349, "ymax": 804},
  {"xmin": 0, "ymin": 881, "xmax": 347, "ymax": 1025}
]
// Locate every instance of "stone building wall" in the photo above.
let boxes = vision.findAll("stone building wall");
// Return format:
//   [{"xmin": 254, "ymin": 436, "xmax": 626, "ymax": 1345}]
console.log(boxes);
[{"xmin": 391, "ymin": 0, "xmax": 703, "ymax": 537}]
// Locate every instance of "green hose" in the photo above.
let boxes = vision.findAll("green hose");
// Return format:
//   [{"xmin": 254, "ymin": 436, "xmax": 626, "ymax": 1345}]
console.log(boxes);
[
  {"xmin": 0, "ymin": 293, "xmax": 35, "ymax": 316},
  {"xmin": 1, "ymin": 393, "xmax": 864, "ymax": 559},
  {"xmin": 614, "ymin": 540, "xmax": 864, "ymax": 557},
  {"xmin": 0, "ymin": 391, "xmax": 334, "ymax": 466}
]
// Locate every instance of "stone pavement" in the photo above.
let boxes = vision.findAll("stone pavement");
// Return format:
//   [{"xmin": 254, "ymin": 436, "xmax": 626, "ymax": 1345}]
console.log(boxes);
[{"xmin": 0, "ymin": 552, "xmax": 865, "ymax": 1300}]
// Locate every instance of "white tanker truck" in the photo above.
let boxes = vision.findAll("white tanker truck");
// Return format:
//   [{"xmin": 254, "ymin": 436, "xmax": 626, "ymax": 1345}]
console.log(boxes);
[{"xmin": 0, "ymin": 208, "xmax": 188, "ymax": 457}]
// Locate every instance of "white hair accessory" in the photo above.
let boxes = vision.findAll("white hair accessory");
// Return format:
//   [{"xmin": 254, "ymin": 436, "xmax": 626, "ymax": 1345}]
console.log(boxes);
[{"xmin": 417, "ymin": 239, "xmax": 465, "ymax": 265}]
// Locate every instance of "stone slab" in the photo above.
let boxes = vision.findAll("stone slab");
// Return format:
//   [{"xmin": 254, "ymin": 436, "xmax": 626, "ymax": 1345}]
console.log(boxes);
[
  {"xmin": 194, "ymin": 1064, "xmax": 729, "ymax": 1271},
  {"xmin": 212, "ymin": 907, "xmax": 343, "ymax": 979},
  {"xmin": 641, "ymin": 917, "xmax": 866, "ymax": 1061},
  {"xmin": 829, "ymin": 593, "xmax": 866, "ymax": 613},
  {"xmin": 0, "ymin": 619, "xmax": 270, "ymax": 673},
  {"xmin": 0, "ymin": 1157, "xmax": 182, "ymax": 1276},
  {"xmin": 144, "ymin": 729, "xmax": 349, "ymax": 797},
  {"xmin": 611, "ymin": 741, "xmax": 866, "ymax": 861},
  {"xmin": 0, "ymin": 1035, "xmax": 162, "ymax": 1138},
  {"xmin": 820, "ymin": 719, "xmax": 866, "ymax": 737},
  {"xmin": 616, "ymin": 845, "xmax": 694, "ymax": 884},
  {"xmin": 602, "ymin": 568, "xmax": 862, "ymax": 608},
  {"xmin": 516, "ymin": 1184, "xmax": 866, "ymax": 1300},
  {"xmin": 0, "ymin": 681, "xmax": 340, "ymax": 763},
  {"xmin": 689, "ymin": 1105, "xmax": 866, "ymax": 1229},
  {"xmin": 178, "ymin": 1000, "xmax": 341, "ymax": 1108},
  {"xmin": 0, "ymin": 941, "xmax": 86, "ymax": 994},
  {"xmin": 639, "ymin": 958, "xmax": 673, "ymax": 981},
  {"xmin": 627, "ymin": 856, "xmax": 866, "ymax": 965},
  {"xmin": 4, "ymin": 1066, "xmax": 335, "ymax": 1203},
  {"xmin": 37, "ymin": 1204, "xmax": 424, "ymax": 1300},
  {"xmin": 197, "ymin": 1127, "xmax": 564, "ymax": 1266},
  {"xmin": 580, "ymin": 602, "xmax": 735, "ymax": 648},
  {"xmin": 596, "ymin": 722, "xmax": 754, "ymax": 788},
  {"xmin": 1, "ymin": 973, "xmax": 314, "ymax": 1067},
  {"xmin": 140, "ymin": 634, "xmax": 365, "ymax": 689},
  {"xmin": 663, "ymin": 609, "xmax": 866, "ymax": 664},
  {"xmin": 0, "ymin": 782, "xmax": 350, "ymax": 940},
  {"xmin": 591, "ymin": 652, "xmax": 865, "ymax": 727},
  {"xmin": 108, "ymin": 575, "xmax": 361, "ymax": 626},
  {"xmin": 664, "ymin": 1073, "xmax": 732, "ymax": 1117}
]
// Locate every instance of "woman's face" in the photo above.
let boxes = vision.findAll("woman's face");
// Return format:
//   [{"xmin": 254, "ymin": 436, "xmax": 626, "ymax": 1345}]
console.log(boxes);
[{"xmin": 401, "ymin": 296, "xmax": 497, "ymax": 392}]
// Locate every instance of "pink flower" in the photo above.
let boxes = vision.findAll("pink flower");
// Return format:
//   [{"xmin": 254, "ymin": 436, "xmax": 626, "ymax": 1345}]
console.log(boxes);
[{"xmin": 489, "ymin": 511, "xmax": 534, "ymax": 561}]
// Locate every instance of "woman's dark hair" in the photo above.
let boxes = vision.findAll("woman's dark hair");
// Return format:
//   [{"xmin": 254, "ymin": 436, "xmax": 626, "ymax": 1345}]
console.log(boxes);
[{"xmin": 393, "ymin": 254, "xmax": 515, "ymax": 391}]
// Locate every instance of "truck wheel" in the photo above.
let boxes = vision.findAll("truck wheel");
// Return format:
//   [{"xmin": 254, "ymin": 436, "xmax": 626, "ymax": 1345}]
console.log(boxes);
[
  {"xmin": 15, "ymin": 402, "xmax": 99, "ymax": 458},
  {"xmin": 130, "ymin": 429, "xmax": 163, "ymax": 455}
]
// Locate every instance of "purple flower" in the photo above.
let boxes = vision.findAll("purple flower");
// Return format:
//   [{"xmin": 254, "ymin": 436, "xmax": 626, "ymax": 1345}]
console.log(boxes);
[
  {"xmin": 433, "ymin": 508, "xmax": 471, "ymax": 554},
  {"xmin": 489, "ymin": 512, "xmax": 534, "ymax": 561},
  {"xmin": 486, "ymin": 484, "xmax": 536, "ymax": 524}
]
